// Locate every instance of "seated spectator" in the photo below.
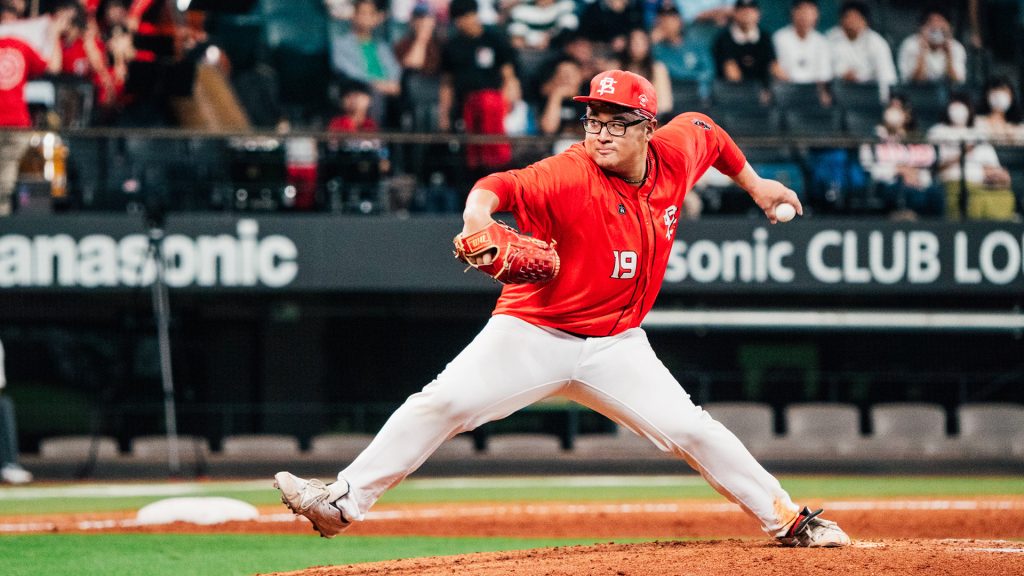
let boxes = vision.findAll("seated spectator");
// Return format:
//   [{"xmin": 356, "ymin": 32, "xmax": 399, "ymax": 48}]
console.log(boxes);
[
  {"xmin": 618, "ymin": 27, "xmax": 672, "ymax": 116},
  {"xmin": 330, "ymin": 0, "xmax": 402, "ymax": 126},
  {"xmin": 673, "ymin": 0, "xmax": 734, "ymax": 52},
  {"xmin": 875, "ymin": 93, "xmax": 918, "ymax": 141},
  {"xmin": 439, "ymin": 0, "xmax": 519, "ymax": 173},
  {"xmin": 328, "ymin": 82, "xmax": 378, "ymax": 132},
  {"xmin": 897, "ymin": 8, "xmax": 966, "ymax": 86},
  {"xmin": 713, "ymin": 0, "xmax": 780, "ymax": 86},
  {"xmin": 578, "ymin": 0, "xmax": 642, "ymax": 55},
  {"xmin": 860, "ymin": 95, "xmax": 943, "ymax": 218},
  {"xmin": 927, "ymin": 93, "xmax": 1016, "ymax": 220},
  {"xmin": 826, "ymin": 1, "xmax": 897, "ymax": 103},
  {"xmin": 772, "ymin": 0, "xmax": 831, "ymax": 106},
  {"xmin": 394, "ymin": 3, "xmax": 442, "ymax": 77},
  {"xmin": 974, "ymin": 76, "xmax": 1024, "ymax": 144},
  {"xmin": 536, "ymin": 57, "xmax": 583, "ymax": 150},
  {"xmin": 507, "ymin": 0, "xmax": 578, "ymax": 51},
  {"xmin": 652, "ymin": 5, "xmax": 714, "ymax": 92}
]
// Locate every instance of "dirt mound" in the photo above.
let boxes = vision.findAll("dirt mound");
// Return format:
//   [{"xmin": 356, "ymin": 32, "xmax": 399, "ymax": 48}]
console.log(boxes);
[{"xmin": 260, "ymin": 539, "xmax": 1024, "ymax": 576}]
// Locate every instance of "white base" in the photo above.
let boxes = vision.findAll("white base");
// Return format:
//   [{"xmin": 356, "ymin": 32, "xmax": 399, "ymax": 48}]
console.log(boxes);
[{"xmin": 136, "ymin": 497, "xmax": 259, "ymax": 525}]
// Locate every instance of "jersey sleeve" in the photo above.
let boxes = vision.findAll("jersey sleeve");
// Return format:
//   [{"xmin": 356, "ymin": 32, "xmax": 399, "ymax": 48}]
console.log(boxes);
[
  {"xmin": 472, "ymin": 149, "xmax": 588, "ymax": 240},
  {"xmin": 656, "ymin": 112, "xmax": 747, "ymax": 178},
  {"xmin": 22, "ymin": 41, "xmax": 48, "ymax": 78}
]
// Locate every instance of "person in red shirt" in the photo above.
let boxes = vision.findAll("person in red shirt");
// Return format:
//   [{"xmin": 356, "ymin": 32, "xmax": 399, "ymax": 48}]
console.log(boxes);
[
  {"xmin": 54, "ymin": 1, "xmax": 120, "ymax": 107},
  {"xmin": 274, "ymin": 70, "xmax": 851, "ymax": 549},
  {"xmin": 0, "ymin": 35, "xmax": 49, "ymax": 215}
]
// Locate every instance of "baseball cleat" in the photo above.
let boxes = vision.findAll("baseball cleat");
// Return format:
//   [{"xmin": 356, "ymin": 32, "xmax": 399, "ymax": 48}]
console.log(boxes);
[
  {"xmin": 776, "ymin": 507, "xmax": 851, "ymax": 548},
  {"xmin": 0, "ymin": 464, "xmax": 32, "ymax": 485},
  {"xmin": 274, "ymin": 471, "xmax": 352, "ymax": 538}
]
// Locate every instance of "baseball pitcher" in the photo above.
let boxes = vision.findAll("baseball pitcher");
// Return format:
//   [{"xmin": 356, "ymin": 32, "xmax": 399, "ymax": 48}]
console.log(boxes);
[{"xmin": 275, "ymin": 70, "xmax": 850, "ymax": 548}]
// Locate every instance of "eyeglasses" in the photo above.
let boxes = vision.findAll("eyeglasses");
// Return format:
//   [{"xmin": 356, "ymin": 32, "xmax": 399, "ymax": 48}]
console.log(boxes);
[{"xmin": 580, "ymin": 115, "xmax": 647, "ymax": 137}]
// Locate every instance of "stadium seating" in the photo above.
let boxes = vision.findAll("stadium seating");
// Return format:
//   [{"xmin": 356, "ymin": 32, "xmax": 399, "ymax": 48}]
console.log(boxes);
[
  {"xmin": 781, "ymin": 107, "xmax": 844, "ymax": 137},
  {"xmin": 711, "ymin": 79, "xmax": 768, "ymax": 111},
  {"xmin": 130, "ymin": 435, "xmax": 211, "ymax": 462},
  {"xmin": 39, "ymin": 435, "xmax": 121, "ymax": 461},
  {"xmin": 309, "ymin": 433, "xmax": 375, "ymax": 460},
  {"xmin": 482, "ymin": 433, "xmax": 564, "ymax": 457},
  {"xmin": 702, "ymin": 402, "xmax": 776, "ymax": 455},
  {"xmin": 863, "ymin": 403, "xmax": 953, "ymax": 459},
  {"xmin": 769, "ymin": 403, "xmax": 863, "ymax": 459},
  {"xmin": 219, "ymin": 434, "xmax": 301, "ymax": 458},
  {"xmin": 831, "ymin": 81, "xmax": 885, "ymax": 112},
  {"xmin": 955, "ymin": 403, "xmax": 1024, "ymax": 458},
  {"xmin": 772, "ymin": 83, "xmax": 824, "ymax": 111},
  {"xmin": 572, "ymin": 426, "xmax": 672, "ymax": 460},
  {"xmin": 671, "ymin": 79, "xmax": 709, "ymax": 114}
]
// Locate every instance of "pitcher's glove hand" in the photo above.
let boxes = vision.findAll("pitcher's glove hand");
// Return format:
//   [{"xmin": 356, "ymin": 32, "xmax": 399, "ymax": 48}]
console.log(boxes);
[{"xmin": 453, "ymin": 221, "xmax": 560, "ymax": 284}]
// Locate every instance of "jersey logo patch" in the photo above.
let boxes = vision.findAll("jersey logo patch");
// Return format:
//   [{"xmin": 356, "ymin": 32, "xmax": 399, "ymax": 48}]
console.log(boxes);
[
  {"xmin": 618, "ymin": 204, "xmax": 626, "ymax": 215},
  {"xmin": 692, "ymin": 119, "xmax": 711, "ymax": 131},
  {"xmin": 597, "ymin": 76, "xmax": 616, "ymax": 95},
  {"xmin": 663, "ymin": 205, "xmax": 679, "ymax": 239}
]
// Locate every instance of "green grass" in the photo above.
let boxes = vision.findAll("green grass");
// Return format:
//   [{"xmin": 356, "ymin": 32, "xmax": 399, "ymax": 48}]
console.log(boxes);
[
  {"xmin": 1, "ymin": 475, "xmax": 1022, "ymax": 515},
  {"xmin": 0, "ymin": 534, "xmax": 624, "ymax": 576},
  {"xmin": 1, "ymin": 474, "xmax": 1022, "ymax": 575}
]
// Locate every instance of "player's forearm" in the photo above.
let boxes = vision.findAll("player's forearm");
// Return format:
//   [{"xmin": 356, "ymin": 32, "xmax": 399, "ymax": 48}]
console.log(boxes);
[
  {"xmin": 729, "ymin": 162, "xmax": 761, "ymax": 192},
  {"xmin": 462, "ymin": 188, "xmax": 500, "ymax": 234}
]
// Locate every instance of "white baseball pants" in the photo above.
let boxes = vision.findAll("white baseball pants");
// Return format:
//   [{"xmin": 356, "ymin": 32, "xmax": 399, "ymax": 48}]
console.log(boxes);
[{"xmin": 338, "ymin": 314, "xmax": 800, "ymax": 536}]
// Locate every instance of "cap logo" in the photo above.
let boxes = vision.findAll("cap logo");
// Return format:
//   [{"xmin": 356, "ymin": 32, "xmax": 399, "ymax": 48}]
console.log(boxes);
[
  {"xmin": 638, "ymin": 94, "xmax": 648, "ymax": 107},
  {"xmin": 596, "ymin": 76, "xmax": 617, "ymax": 96}
]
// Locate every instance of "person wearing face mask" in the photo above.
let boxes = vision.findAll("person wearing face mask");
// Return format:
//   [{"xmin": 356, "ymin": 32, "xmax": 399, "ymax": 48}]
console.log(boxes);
[
  {"xmin": 974, "ymin": 76, "xmax": 1024, "ymax": 143},
  {"xmin": 927, "ymin": 93, "xmax": 1017, "ymax": 220},
  {"xmin": 897, "ymin": 8, "xmax": 966, "ymax": 85},
  {"xmin": 860, "ymin": 94, "xmax": 942, "ymax": 219}
]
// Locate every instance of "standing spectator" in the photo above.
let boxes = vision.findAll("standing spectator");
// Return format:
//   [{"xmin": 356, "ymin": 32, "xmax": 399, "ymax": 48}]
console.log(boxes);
[
  {"xmin": 652, "ymin": 5, "xmax": 714, "ymax": 91},
  {"xmin": 772, "ymin": 0, "xmax": 831, "ymax": 101},
  {"xmin": 439, "ymin": 0, "xmax": 520, "ymax": 172},
  {"xmin": 618, "ymin": 27, "xmax": 672, "ymax": 116},
  {"xmin": 1, "ymin": 0, "xmax": 24, "ymax": 21},
  {"xmin": 394, "ymin": 3, "xmax": 443, "ymax": 77},
  {"xmin": 0, "ymin": 11, "xmax": 65, "ymax": 215},
  {"xmin": 55, "ymin": 1, "xmax": 119, "ymax": 108},
  {"xmin": 974, "ymin": 76, "xmax": 1024, "ymax": 143},
  {"xmin": 712, "ymin": 0, "xmax": 780, "ymax": 89},
  {"xmin": 578, "ymin": 0, "xmax": 642, "ymax": 55},
  {"xmin": 0, "ymin": 338, "xmax": 32, "ymax": 484},
  {"xmin": 330, "ymin": 0, "xmax": 402, "ymax": 127},
  {"xmin": 927, "ymin": 93, "xmax": 1015, "ymax": 220},
  {"xmin": 507, "ymin": 0, "xmax": 578, "ymax": 51},
  {"xmin": 897, "ymin": 8, "xmax": 966, "ymax": 86},
  {"xmin": 826, "ymin": 1, "xmax": 897, "ymax": 101}
]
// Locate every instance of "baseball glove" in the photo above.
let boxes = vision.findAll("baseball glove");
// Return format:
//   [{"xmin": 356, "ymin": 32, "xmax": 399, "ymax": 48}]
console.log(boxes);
[{"xmin": 453, "ymin": 221, "xmax": 560, "ymax": 284}]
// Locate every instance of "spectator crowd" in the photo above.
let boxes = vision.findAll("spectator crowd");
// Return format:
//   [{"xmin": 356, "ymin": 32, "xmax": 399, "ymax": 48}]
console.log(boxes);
[{"xmin": 0, "ymin": 0, "xmax": 1021, "ymax": 220}]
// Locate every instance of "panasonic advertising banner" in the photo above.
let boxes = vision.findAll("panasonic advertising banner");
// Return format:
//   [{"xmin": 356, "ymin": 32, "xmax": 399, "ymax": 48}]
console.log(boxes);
[{"xmin": 0, "ymin": 216, "xmax": 1021, "ymax": 294}]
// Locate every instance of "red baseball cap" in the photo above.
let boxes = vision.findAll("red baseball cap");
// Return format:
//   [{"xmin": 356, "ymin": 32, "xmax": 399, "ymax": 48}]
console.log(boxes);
[{"xmin": 573, "ymin": 70, "xmax": 658, "ymax": 119}]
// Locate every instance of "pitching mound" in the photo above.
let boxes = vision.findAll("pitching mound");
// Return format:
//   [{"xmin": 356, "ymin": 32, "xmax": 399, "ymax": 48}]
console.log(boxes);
[{"xmin": 261, "ymin": 539, "xmax": 1024, "ymax": 576}]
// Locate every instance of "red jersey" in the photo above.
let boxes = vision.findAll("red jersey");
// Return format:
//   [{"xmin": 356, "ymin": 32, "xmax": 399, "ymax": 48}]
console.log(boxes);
[
  {"xmin": 327, "ymin": 115, "xmax": 378, "ymax": 132},
  {"xmin": 61, "ymin": 36, "xmax": 116, "ymax": 102},
  {"xmin": 0, "ymin": 37, "xmax": 48, "ymax": 127},
  {"xmin": 476, "ymin": 112, "xmax": 746, "ymax": 337}
]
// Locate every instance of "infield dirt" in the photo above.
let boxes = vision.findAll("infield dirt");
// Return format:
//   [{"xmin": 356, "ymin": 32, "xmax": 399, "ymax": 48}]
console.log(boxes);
[{"xmin": 5, "ymin": 498, "xmax": 1024, "ymax": 575}]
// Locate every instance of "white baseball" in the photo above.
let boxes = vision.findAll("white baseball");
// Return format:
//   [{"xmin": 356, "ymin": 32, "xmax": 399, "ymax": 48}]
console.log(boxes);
[{"xmin": 775, "ymin": 203, "xmax": 796, "ymax": 223}]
